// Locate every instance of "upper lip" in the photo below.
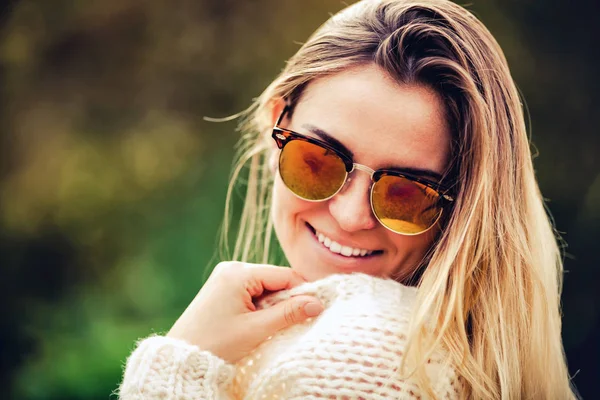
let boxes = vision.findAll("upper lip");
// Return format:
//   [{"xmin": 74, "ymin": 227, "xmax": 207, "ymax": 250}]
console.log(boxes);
[{"xmin": 310, "ymin": 225, "xmax": 381, "ymax": 252}]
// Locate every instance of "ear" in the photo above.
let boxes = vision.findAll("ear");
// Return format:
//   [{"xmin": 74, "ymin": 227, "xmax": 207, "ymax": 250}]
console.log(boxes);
[
  {"xmin": 268, "ymin": 98, "xmax": 287, "ymax": 174},
  {"xmin": 268, "ymin": 147, "xmax": 278, "ymax": 174}
]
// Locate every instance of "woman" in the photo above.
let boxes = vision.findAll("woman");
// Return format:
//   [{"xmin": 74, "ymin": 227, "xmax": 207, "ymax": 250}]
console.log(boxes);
[{"xmin": 118, "ymin": 0, "xmax": 577, "ymax": 398}]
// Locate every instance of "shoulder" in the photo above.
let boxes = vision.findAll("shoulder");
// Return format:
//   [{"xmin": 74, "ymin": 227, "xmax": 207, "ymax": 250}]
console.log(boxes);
[{"xmin": 237, "ymin": 273, "xmax": 462, "ymax": 399}]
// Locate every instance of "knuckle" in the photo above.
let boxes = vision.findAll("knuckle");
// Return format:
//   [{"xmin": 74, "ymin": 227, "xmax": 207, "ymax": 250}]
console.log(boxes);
[
  {"xmin": 214, "ymin": 261, "xmax": 243, "ymax": 276},
  {"xmin": 284, "ymin": 302, "xmax": 300, "ymax": 325},
  {"xmin": 213, "ymin": 262, "xmax": 228, "ymax": 274},
  {"xmin": 244, "ymin": 278, "xmax": 262, "ymax": 297},
  {"xmin": 215, "ymin": 262, "xmax": 259, "ymax": 294}
]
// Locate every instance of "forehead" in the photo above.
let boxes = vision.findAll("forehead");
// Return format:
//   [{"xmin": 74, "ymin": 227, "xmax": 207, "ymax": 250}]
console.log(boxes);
[{"xmin": 289, "ymin": 64, "xmax": 451, "ymax": 175}]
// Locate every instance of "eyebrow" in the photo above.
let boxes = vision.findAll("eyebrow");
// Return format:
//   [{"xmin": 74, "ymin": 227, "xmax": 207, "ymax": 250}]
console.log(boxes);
[
  {"xmin": 301, "ymin": 123, "xmax": 354, "ymax": 157},
  {"xmin": 301, "ymin": 123, "xmax": 444, "ymax": 183}
]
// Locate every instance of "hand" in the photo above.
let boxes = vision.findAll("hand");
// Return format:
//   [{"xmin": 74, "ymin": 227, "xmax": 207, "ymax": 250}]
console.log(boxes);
[{"xmin": 167, "ymin": 262, "xmax": 324, "ymax": 363}]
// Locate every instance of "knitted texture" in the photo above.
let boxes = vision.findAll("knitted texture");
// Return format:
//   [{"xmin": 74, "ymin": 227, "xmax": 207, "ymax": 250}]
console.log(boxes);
[
  {"xmin": 119, "ymin": 273, "xmax": 463, "ymax": 399},
  {"xmin": 119, "ymin": 336, "xmax": 234, "ymax": 399}
]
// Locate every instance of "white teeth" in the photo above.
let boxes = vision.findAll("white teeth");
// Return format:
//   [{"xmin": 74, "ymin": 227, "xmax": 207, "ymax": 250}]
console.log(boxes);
[
  {"xmin": 330, "ymin": 241, "xmax": 342, "ymax": 253},
  {"xmin": 340, "ymin": 246, "xmax": 353, "ymax": 257},
  {"xmin": 315, "ymin": 230, "xmax": 374, "ymax": 258}
]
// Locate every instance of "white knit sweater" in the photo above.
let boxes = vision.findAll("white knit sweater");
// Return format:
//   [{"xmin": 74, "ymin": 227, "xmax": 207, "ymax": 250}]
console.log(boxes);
[{"xmin": 119, "ymin": 273, "xmax": 463, "ymax": 399}]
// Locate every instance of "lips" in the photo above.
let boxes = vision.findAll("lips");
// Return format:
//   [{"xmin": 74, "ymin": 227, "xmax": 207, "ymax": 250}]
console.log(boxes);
[
  {"xmin": 306, "ymin": 222, "xmax": 383, "ymax": 258},
  {"xmin": 315, "ymin": 230, "xmax": 373, "ymax": 256}
]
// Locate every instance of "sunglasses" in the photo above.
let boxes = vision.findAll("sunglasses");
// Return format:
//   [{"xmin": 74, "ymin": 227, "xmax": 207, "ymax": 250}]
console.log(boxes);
[{"xmin": 271, "ymin": 106, "xmax": 455, "ymax": 235}]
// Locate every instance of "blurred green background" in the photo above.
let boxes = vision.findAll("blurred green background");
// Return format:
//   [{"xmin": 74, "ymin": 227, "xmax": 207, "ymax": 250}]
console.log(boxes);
[{"xmin": 0, "ymin": 0, "xmax": 597, "ymax": 399}]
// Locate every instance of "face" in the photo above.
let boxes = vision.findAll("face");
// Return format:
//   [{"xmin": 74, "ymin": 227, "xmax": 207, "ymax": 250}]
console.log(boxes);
[{"xmin": 270, "ymin": 63, "xmax": 451, "ymax": 282}]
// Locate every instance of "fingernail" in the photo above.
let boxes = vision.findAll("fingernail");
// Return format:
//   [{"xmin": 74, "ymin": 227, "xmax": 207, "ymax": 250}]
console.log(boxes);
[{"xmin": 304, "ymin": 301, "xmax": 324, "ymax": 317}]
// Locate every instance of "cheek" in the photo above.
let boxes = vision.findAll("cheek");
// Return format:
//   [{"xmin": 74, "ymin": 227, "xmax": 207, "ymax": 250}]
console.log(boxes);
[
  {"xmin": 385, "ymin": 226, "xmax": 439, "ymax": 276},
  {"xmin": 389, "ymin": 231, "xmax": 436, "ymax": 253},
  {"xmin": 271, "ymin": 176, "xmax": 314, "ymax": 238}
]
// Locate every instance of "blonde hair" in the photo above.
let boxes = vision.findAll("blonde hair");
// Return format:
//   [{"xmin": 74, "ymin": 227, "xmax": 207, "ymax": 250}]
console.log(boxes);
[{"xmin": 220, "ymin": 0, "xmax": 577, "ymax": 398}]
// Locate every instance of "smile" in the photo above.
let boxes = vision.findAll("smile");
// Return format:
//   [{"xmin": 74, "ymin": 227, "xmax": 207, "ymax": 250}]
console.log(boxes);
[
  {"xmin": 306, "ymin": 222, "xmax": 383, "ymax": 259},
  {"xmin": 316, "ymin": 231, "xmax": 373, "ymax": 257}
]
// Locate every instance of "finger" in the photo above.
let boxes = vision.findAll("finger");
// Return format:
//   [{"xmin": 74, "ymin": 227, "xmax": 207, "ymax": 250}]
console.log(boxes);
[
  {"xmin": 251, "ymin": 295, "xmax": 324, "ymax": 334},
  {"xmin": 241, "ymin": 264, "xmax": 307, "ymax": 297}
]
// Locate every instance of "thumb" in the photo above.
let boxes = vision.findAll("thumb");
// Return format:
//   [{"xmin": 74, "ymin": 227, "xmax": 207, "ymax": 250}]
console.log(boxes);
[{"xmin": 254, "ymin": 295, "xmax": 324, "ymax": 334}]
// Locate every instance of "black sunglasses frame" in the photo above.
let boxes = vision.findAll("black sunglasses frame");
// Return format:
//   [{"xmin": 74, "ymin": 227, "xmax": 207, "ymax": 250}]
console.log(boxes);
[{"xmin": 272, "ymin": 105, "xmax": 455, "ymax": 202}]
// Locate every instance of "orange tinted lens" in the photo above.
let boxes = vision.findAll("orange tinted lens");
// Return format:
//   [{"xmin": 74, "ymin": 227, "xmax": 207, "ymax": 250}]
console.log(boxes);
[
  {"xmin": 279, "ymin": 140, "xmax": 347, "ymax": 200},
  {"xmin": 372, "ymin": 175, "xmax": 442, "ymax": 234}
]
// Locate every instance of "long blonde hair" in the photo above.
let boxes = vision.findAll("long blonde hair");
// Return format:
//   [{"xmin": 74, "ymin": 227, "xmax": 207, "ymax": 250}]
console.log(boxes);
[{"xmin": 220, "ymin": 0, "xmax": 577, "ymax": 398}]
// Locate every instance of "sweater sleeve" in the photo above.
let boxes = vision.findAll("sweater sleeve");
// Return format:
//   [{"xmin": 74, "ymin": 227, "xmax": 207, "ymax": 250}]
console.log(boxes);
[{"xmin": 118, "ymin": 335, "xmax": 235, "ymax": 400}]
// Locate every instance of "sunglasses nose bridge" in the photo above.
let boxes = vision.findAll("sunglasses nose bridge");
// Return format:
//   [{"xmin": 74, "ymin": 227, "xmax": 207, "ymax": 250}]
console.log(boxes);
[
  {"xmin": 340, "ymin": 162, "xmax": 376, "ymax": 196},
  {"xmin": 350, "ymin": 163, "xmax": 376, "ymax": 179}
]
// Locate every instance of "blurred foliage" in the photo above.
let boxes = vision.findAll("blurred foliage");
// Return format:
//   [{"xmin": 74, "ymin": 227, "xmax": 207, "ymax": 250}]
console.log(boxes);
[{"xmin": 0, "ymin": 0, "xmax": 597, "ymax": 399}]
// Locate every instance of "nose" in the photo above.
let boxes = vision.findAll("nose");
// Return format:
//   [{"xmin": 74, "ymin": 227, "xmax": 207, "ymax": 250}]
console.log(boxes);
[{"xmin": 327, "ymin": 171, "xmax": 378, "ymax": 232}]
